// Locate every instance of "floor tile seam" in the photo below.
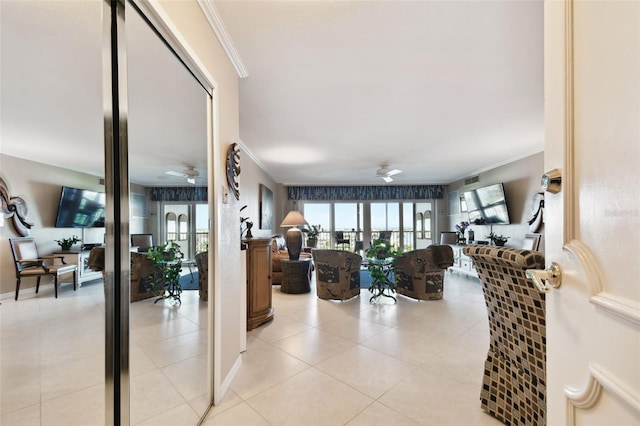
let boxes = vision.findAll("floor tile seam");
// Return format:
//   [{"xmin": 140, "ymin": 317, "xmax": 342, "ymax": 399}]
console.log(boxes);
[
  {"xmin": 234, "ymin": 399, "xmax": 275, "ymax": 425},
  {"xmin": 237, "ymin": 364, "xmax": 313, "ymax": 403},
  {"xmin": 314, "ymin": 323, "xmax": 388, "ymax": 344},
  {"xmin": 270, "ymin": 336, "xmax": 357, "ymax": 367},
  {"xmin": 354, "ymin": 339, "xmax": 423, "ymax": 368}
]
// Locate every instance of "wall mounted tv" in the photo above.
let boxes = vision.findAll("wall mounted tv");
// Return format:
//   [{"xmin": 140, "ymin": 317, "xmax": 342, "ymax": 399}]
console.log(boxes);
[
  {"xmin": 463, "ymin": 183, "xmax": 511, "ymax": 225},
  {"xmin": 55, "ymin": 186, "xmax": 106, "ymax": 228}
]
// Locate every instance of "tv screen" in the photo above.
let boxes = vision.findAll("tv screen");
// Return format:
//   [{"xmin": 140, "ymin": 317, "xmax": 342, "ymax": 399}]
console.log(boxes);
[
  {"xmin": 463, "ymin": 183, "xmax": 511, "ymax": 225},
  {"xmin": 55, "ymin": 186, "xmax": 106, "ymax": 228}
]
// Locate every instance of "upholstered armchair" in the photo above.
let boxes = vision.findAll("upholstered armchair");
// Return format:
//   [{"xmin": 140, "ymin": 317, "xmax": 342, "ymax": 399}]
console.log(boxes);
[
  {"xmin": 311, "ymin": 249, "xmax": 361, "ymax": 300},
  {"xmin": 195, "ymin": 251, "xmax": 208, "ymax": 301},
  {"xmin": 394, "ymin": 245, "xmax": 454, "ymax": 301},
  {"xmin": 271, "ymin": 235, "xmax": 312, "ymax": 285},
  {"xmin": 463, "ymin": 245, "xmax": 546, "ymax": 426}
]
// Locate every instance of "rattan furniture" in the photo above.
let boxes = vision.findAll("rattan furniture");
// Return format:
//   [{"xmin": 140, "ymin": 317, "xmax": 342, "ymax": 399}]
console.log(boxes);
[
  {"xmin": 280, "ymin": 258, "xmax": 312, "ymax": 294},
  {"xmin": 463, "ymin": 245, "xmax": 546, "ymax": 426}
]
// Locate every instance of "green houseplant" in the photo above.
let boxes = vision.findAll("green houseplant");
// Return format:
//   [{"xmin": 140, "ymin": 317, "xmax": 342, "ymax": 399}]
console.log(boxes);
[
  {"xmin": 486, "ymin": 232, "xmax": 509, "ymax": 246},
  {"xmin": 55, "ymin": 235, "xmax": 81, "ymax": 251},
  {"xmin": 365, "ymin": 240, "xmax": 401, "ymax": 303},
  {"xmin": 304, "ymin": 224, "xmax": 321, "ymax": 248},
  {"xmin": 147, "ymin": 241, "xmax": 185, "ymax": 303}
]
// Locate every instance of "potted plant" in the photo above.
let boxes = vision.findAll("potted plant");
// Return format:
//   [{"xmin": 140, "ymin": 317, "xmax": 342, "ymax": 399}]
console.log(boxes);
[
  {"xmin": 486, "ymin": 232, "xmax": 509, "ymax": 246},
  {"xmin": 147, "ymin": 241, "xmax": 185, "ymax": 302},
  {"xmin": 55, "ymin": 235, "xmax": 81, "ymax": 251},
  {"xmin": 365, "ymin": 240, "xmax": 401, "ymax": 303},
  {"xmin": 304, "ymin": 224, "xmax": 321, "ymax": 248}
]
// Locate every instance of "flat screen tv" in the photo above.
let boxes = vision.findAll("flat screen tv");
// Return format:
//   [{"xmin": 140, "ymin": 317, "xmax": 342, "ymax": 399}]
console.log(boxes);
[
  {"xmin": 463, "ymin": 183, "xmax": 511, "ymax": 225},
  {"xmin": 55, "ymin": 186, "xmax": 106, "ymax": 228}
]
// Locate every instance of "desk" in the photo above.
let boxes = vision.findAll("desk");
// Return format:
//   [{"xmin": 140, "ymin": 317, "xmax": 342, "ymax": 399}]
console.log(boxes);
[{"xmin": 280, "ymin": 258, "xmax": 312, "ymax": 294}]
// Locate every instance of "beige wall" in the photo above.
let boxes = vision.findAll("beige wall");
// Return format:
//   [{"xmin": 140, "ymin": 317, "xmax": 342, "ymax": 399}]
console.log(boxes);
[
  {"xmin": 237, "ymin": 148, "xmax": 279, "ymax": 240},
  {"xmin": 0, "ymin": 154, "xmax": 107, "ymax": 295},
  {"xmin": 445, "ymin": 151, "xmax": 545, "ymax": 252},
  {"xmin": 157, "ymin": 0, "xmax": 244, "ymax": 394}
]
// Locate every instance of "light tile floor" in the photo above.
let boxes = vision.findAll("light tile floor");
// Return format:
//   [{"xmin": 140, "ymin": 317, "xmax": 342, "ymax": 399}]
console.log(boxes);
[
  {"xmin": 1, "ymin": 272, "xmax": 503, "ymax": 426},
  {"xmin": 203, "ymin": 272, "xmax": 503, "ymax": 426}
]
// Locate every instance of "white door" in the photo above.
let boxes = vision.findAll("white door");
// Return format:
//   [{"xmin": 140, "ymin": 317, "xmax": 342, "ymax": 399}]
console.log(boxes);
[{"xmin": 544, "ymin": 1, "xmax": 640, "ymax": 425}]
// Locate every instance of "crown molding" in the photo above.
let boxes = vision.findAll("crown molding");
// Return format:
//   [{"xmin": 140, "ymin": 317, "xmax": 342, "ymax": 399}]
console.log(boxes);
[{"xmin": 197, "ymin": 0, "xmax": 249, "ymax": 78}]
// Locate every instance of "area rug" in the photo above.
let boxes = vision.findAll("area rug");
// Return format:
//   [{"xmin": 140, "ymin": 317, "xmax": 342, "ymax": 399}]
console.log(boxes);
[{"xmin": 178, "ymin": 271, "xmax": 199, "ymax": 290}]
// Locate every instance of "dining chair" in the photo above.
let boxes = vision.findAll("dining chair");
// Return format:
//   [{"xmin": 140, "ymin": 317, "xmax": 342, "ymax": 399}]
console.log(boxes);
[
  {"xmin": 9, "ymin": 238, "xmax": 77, "ymax": 300},
  {"xmin": 334, "ymin": 231, "xmax": 350, "ymax": 250}
]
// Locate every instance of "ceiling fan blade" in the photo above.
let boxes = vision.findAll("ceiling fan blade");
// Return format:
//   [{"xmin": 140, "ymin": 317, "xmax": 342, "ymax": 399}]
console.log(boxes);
[
  {"xmin": 165, "ymin": 170, "xmax": 188, "ymax": 178},
  {"xmin": 382, "ymin": 175, "xmax": 394, "ymax": 183},
  {"xmin": 386, "ymin": 169, "xmax": 402, "ymax": 176}
]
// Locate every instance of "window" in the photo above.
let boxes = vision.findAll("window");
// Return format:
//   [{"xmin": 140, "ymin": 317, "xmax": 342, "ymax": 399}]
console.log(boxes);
[{"xmin": 166, "ymin": 212, "xmax": 177, "ymax": 241}]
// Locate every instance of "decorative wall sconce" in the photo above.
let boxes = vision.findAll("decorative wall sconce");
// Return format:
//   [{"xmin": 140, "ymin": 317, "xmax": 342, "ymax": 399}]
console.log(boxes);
[
  {"xmin": 0, "ymin": 177, "xmax": 33, "ymax": 236},
  {"xmin": 226, "ymin": 143, "xmax": 241, "ymax": 201}
]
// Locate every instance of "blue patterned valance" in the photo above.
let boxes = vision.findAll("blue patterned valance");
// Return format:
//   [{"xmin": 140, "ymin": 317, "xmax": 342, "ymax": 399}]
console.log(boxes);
[
  {"xmin": 150, "ymin": 187, "xmax": 207, "ymax": 202},
  {"xmin": 287, "ymin": 185, "xmax": 444, "ymax": 201}
]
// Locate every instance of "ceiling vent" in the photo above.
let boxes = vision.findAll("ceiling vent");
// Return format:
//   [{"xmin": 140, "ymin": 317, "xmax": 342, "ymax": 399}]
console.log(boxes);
[{"xmin": 465, "ymin": 176, "xmax": 479, "ymax": 186}]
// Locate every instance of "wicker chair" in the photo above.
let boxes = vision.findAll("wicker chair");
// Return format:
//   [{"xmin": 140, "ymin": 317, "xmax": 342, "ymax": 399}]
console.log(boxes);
[
  {"xmin": 463, "ymin": 245, "xmax": 546, "ymax": 426},
  {"xmin": 311, "ymin": 249, "xmax": 361, "ymax": 300},
  {"xmin": 394, "ymin": 245, "xmax": 453, "ymax": 301}
]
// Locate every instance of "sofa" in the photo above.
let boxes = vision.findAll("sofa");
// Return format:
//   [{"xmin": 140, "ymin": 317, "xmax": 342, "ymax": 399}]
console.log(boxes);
[{"xmin": 271, "ymin": 235, "xmax": 312, "ymax": 285}]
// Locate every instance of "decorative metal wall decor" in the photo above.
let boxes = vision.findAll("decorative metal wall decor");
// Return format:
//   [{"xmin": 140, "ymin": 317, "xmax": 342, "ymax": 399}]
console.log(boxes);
[
  {"xmin": 226, "ymin": 143, "xmax": 241, "ymax": 200},
  {"xmin": 0, "ymin": 177, "xmax": 33, "ymax": 236}
]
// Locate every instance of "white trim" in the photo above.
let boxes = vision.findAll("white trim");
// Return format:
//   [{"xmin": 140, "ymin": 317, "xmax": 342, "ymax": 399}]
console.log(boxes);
[
  {"xmin": 220, "ymin": 355, "xmax": 243, "ymax": 397},
  {"xmin": 238, "ymin": 139, "xmax": 270, "ymax": 174},
  {"xmin": 565, "ymin": 364, "xmax": 640, "ymax": 425},
  {"xmin": 564, "ymin": 240, "xmax": 640, "ymax": 326},
  {"xmin": 197, "ymin": 0, "xmax": 249, "ymax": 78},
  {"xmin": 134, "ymin": 0, "xmax": 218, "ymax": 92}
]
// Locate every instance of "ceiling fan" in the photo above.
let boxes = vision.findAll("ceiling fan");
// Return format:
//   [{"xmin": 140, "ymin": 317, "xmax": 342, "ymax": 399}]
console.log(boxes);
[
  {"xmin": 376, "ymin": 164, "xmax": 402, "ymax": 183},
  {"xmin": 165, "ymin": 166, "xmax": 201, "ymax": 184}
]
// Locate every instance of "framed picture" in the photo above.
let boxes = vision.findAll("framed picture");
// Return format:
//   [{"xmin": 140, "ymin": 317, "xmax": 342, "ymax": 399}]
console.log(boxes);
[
  {"xmin": 522, "ymin": 233, "xmax": 542, "ymax": 251},
  {"xmin": 259, "ymin": 184, "xmax": 273, "ymax": 229}
]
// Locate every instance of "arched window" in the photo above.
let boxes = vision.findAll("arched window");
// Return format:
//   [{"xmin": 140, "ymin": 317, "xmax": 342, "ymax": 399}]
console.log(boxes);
[
  {"xmin": 178, "ymin": 214, "xmax": 188, "ymax": 240},
  {"xmin": 166, "ymin": 212, "xmax": 177, "ymax": 241},
  {"xmin": 415, "ymin": 212, "xmax": 424, "ymax": 239}
]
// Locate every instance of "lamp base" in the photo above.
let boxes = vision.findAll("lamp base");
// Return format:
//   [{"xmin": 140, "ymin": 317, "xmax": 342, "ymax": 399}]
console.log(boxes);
[{"xmin": 285, "ymin": 227, "xmax": 303, "ymax": 260}]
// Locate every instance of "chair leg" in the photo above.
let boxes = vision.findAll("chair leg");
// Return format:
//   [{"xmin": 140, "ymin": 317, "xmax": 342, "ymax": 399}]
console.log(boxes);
[
  {"xmin": 54, "ymin": 276, "xmax": 58, "ymax": 298},
  {"xmin": 73, "ymin": 271, "xmax": 77, "ymax": 291},
  {"xmin": 15, "ymin": 278, "xmax": 21, "ymax": 300},
  {"xmin": 36, "ymin": 276, "xmax": 41, "ymax": 294}
]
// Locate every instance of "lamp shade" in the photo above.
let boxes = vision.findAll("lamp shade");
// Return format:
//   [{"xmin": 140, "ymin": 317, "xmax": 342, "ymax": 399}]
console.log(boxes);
[
  {"xmin": 280, "ymin": 210, "xmax": 308, "ymax": 260},
  {"xmin": 280, "ymin": 210, "xmax": 309, "ymax": 227}
]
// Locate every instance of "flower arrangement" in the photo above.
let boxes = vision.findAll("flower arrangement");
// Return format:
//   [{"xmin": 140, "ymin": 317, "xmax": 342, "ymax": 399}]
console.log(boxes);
[
  {"xmin": 455, "ymin": 221, "xmax": 470, "ymax": 236},
  {"xmin": 55, "ymin": 235, "xmax": 80, "ymax": 251}
]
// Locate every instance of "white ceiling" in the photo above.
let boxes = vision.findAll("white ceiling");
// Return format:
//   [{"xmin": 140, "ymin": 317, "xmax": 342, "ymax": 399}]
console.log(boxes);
[
  {"xmin": 0, "ymin": 1, "xmax": 544, "ymax": 187},
  {"xmin": 215, "ymin": 0, "xmax": 544, "ymax": 185}
]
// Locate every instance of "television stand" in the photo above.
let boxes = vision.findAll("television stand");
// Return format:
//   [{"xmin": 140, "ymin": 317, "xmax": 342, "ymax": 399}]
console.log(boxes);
[{"xmin": 55, "ymin": 250, "xmax": 103, "ymax": 285}]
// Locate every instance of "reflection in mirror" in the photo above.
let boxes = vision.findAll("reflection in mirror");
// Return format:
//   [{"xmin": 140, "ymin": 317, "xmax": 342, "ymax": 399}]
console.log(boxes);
[
  {"xmin": 166, "ymin": 212, "xmax": 177, "ymax": 241},
  {"xmin": 126, "ymin": 4, "xmax": 210, "ymax": 423},
  {"xmin": 0, "ymin": 1, "xmax": 105, "ymax": 424},
  {"xmin": 179, "ymin": 214, "xmax": 189, "ymax": 241}
]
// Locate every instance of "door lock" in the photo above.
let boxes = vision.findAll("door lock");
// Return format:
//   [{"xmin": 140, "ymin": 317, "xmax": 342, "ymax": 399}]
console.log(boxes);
[{"xmin": 526, "ymin": 262, "xmax": 562, "ymax": 293}]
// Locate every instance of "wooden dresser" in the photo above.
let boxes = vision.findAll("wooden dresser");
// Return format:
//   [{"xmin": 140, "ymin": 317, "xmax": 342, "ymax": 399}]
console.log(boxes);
[{"xmin": 244, "ymin": 238, "xmax": 274, "ymax": 330}]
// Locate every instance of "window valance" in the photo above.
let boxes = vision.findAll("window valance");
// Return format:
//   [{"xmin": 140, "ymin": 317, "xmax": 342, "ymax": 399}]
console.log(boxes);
[
  {"xmin": 150, "ymin": 187, "xmax": 207, "ymax": 202},
  {"xmin": 287, "ymin": 185, "xmax": 444, "ymax": 201}
]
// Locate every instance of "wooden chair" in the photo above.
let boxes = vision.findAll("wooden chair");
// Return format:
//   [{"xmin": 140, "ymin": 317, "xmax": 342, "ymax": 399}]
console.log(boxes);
[
  {"xmin": 463, "ymin": 245, "xmax": 546, "ymax": 426},
  {"xmin": 311, "ymin": 249, "xmax": 361, "ymax": 300},
  {"xmin": 9, "ymin": 238, "xmax": 77, "ymax": 300}
]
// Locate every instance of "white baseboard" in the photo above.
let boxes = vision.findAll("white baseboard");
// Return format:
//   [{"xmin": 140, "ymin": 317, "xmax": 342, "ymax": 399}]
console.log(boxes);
[{"xmin": 219, "ymin": 355, "xmax": 242, "ymax": 401}]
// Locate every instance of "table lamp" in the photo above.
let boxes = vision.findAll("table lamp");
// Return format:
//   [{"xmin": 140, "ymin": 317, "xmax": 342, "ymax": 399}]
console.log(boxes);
[{"xmin": 280, "ymin": 210, "xmax": 309, "ymax": 260}]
